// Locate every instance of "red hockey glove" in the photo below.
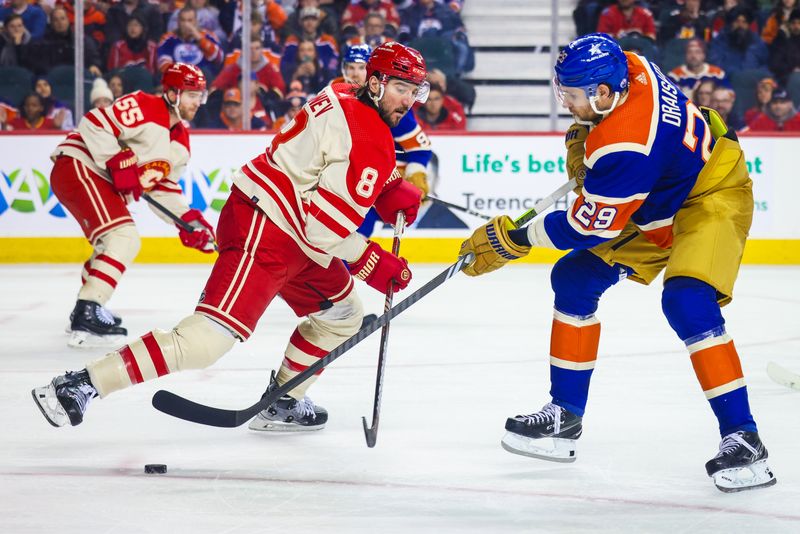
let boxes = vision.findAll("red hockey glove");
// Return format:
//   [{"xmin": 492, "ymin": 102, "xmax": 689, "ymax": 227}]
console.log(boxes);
[
  {"xmin": 106, "ymin": 148, "xmax": 143, "ymax": 200},
  {"xmin": 178, "ymin": 209, "xmax": 216, "ymax": 253},
  {"xmin": 373, "ymin": 179, "xmax": 422, "ymax": 225},
  {"xmin": 348, "ymin": 240, "xmax": 412, "ymax": 294}
]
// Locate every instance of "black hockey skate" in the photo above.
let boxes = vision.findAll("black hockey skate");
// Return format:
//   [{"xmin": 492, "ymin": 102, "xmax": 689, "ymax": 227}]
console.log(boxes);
[
  {"xmin": 501, "ymin": 402, "xmax": 583, "ymax": 462},
  {"xmin": 68, "ymin": 299, "xmax": 127, "ymax": 348},
  {"xmin": 66, "ymin": 306, "xmax": 122, "ymax": 333},
  {"xmin": 360, "ymin": 313, "xmax": 378, "ymax": 329},
  {"xmin": 705, "ymin": 431, "xmax": 776, "ymax": 492},
  {"xmin": 248, "ymin": 374, "xmax": 328, "ymax": 432},
  {"xmin": 31, "ymin": 370, "xmax": 98, "ymax": 427}
]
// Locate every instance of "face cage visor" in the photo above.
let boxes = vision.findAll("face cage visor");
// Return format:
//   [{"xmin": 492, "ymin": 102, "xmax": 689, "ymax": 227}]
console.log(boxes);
[
  {"xmin": 552, "ymin": 77, "xmax": 621, "ymax": 124},
  {"xmin": 376, "ymin": 74, "xmax": 430, "ymax": 103}
]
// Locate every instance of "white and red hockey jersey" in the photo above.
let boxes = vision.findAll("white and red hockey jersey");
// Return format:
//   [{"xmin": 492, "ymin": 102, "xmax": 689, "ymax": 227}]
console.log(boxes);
[
  {"xmin": 233, "ymin": 83, "xmax": 398, "ymax": 267},
  {"xmin": 52, "ymin": 91, "xmax": 192, "ymax": 223}
]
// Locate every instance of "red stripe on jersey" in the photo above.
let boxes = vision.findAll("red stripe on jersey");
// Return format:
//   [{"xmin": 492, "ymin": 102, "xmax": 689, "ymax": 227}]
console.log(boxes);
[
  {"xmin": 642, "ymin": 225, "xmax": 674, "ymax": 248},
  {"xmin": 289, "ymin": 329, "xmax": 327, "ymax": 357},
  {"xmin": 281, "ymin": 356, "xmax": 324, "ymax": 375},
  {"xmin": 316, "ymin": 186, "xmax": 364, "ymax": 226},
  {"xmin": 195, "ymin": 305, "xmax": 251, "ymax": 340},
  {"xmin": 242, "ymin": 158, "xmax": 304, "ymax": 223},
  {"xmin": 96, "ymin": 254, "xmax": 126, "ymax": 273},
  {"xmin": 151, "ymin": 183, "xmax": 183, "ymax": 193},
  {"xmin": 87, "ymin": 268, "xmax": 118, "ymax": 288},
  {"xmin": 119, "ymin": 345, "xmax": 144, "ymax": 384},
  {"xmin": 97, "ymin": 107, "xmax": 121, "ymax": 137},
  {"xmin": 142, "ymin": 332, "xmax": 170, "ymax": 377},
  {"xmin": 308, "ymin": 203, "xmax": 351, "ymax": 238},
  {"xmin": 85, "ymin": 112, "xmax": 104, "ymax": 130},
  {"xmin": 60, "ymin": 142, "xmax": 92, "ymax": 158},
  {"xmin": 569, "ymin": 194, "xmax": 644, "ymax": 234}
]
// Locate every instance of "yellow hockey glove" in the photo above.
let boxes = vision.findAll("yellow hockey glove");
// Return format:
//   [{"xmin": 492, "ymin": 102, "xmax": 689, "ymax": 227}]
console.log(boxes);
[
  {"xmin": 459, "ymin": 215, "xmax": 531, "ymax": 277},
  {"xmin": 405, "ymin": 170, "xmax": 429, "ymax": 198},
  {"xmin": 565, "ymin": 122, "xmax": 589, "ymax": 193}
]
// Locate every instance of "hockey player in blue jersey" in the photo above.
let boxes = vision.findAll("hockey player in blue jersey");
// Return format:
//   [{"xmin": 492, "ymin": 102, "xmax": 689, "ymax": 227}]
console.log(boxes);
[
  {"xmin": 331, "ymin": 44, "xmax": 433, "ymax": 237},
  {"xmin": 459, "ymin": 33, "xmax": 775, "ymax": 492}
]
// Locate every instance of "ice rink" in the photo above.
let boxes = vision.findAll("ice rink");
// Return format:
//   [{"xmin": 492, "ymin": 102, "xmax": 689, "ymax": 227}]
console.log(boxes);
[{"xmin": 2, "ymin": 263, "xmax": 799, "ymax": 533}]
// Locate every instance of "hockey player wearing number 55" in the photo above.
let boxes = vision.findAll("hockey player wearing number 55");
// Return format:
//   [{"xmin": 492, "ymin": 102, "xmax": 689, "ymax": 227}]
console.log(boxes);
[
  {"xmin": 33, "ymin": 42, "xmax": 426, "ymax": 433},
  {"xmin": 50, "ymin": 63, "xmax": 216, "ymax": 349},
  {"xmin": 460, "ymin": 33, "xmax": 776, "ymax": 493}
]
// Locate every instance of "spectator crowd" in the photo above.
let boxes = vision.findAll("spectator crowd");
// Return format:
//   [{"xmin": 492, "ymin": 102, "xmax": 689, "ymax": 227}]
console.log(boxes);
[
  {"xmin": 0, "ymin": 0, "xmax": 474, "ymax": 132},
  {"xmin": 574, "ymin": 0, "xmax": 800, "ymax": 131}
]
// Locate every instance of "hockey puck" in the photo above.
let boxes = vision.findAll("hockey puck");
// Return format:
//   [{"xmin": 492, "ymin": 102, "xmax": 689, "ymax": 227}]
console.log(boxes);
[{"xmin": 144, "ymin": 464, "xmax": 167, "ymax": 474}]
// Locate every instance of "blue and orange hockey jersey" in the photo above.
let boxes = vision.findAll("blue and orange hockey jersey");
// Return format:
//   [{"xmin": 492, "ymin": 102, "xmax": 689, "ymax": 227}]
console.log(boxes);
[{"xmin": 542, "ymin": 52, "xmax": 715, "ymax": 251}]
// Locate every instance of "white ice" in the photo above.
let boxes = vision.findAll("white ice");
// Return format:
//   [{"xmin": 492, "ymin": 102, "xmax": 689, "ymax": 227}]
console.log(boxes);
[{"xmin": 1, "ymin": 264, "xmax": 799, "ymax": 533}]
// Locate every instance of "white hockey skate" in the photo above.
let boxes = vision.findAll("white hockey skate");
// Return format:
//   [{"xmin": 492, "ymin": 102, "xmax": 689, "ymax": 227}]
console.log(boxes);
[
  {"xmin": 500, "ymin": 403, "xmax": 583, "ymax": 463},
  {"xmin": 248, "ymin": 395, "xmax": 328, "ymax": 432},
  {"xmin": 705, "ymin": 431, "xmax": 776, "ymax": 493},
  {"xmin": 67, "ymin": 300, "xmax": 127, "ymax": 348},
  {"xmin": 32, "ymin": 370, "xmax": 97, "ymax": 427}
]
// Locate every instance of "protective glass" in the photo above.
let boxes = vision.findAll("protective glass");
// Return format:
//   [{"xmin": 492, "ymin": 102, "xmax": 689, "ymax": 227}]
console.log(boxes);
[{"xmin": 552, "ymin": 77, "xmax": 590, "ymax": 108}]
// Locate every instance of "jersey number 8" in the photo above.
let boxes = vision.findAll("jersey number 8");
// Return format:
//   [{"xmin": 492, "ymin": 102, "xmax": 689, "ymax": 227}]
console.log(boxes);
[{"xmin": 356, "ymin": 167, "xmax": 379, "ymax": 198}]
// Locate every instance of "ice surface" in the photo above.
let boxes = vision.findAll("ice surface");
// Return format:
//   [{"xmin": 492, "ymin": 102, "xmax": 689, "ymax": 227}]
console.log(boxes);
[{"xmin": 2, "ymin": 264, "xmax": 799, "ymax": 533}]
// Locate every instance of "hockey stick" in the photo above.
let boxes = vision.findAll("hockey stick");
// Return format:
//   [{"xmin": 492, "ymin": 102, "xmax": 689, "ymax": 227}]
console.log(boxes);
[
  {"xmin": 142, "ymin": 193, "xmax": 219, "ymax": 252},
  {"xmin": 362, "ymin": 212, "xmax": 405, "ymax": 447},
  {"xmin": 151, "ymin": 179, "xmax": 575, "ymax": 428},
  {"xmin": 427, "ymin": 196, "xmax": 492, "ymax": 220},
  {"xmin": 766, "ymin": 362, "xmax": 800, "ymax": 391}
]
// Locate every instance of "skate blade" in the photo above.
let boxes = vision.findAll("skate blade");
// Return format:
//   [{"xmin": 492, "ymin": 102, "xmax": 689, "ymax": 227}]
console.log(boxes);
[
  {"xmin": 712, "ymin": 460, "xmax": 777, "ymax": 493},
  {"xmin": 31, "ymin": 386, "xmax": 68, "ymax": 428},
  {"xmin": 68, "ymin": 330, "xmax": 126, "ymax": 349},
  {"xmin": 248, "ymin": 418, "xmax": 326, "ymax": 433},
  {"xmin": 501, "ymin": 431, "xmax": 577, "ymax": 463}
]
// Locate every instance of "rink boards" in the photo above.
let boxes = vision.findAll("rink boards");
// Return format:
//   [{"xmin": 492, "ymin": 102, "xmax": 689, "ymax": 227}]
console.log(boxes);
[{"xmin": 1, "ymin": 131, "xmax": 798, "ymax": 264}]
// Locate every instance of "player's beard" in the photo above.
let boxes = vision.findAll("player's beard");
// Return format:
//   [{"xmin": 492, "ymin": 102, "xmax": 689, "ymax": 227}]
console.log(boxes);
[{"xmin": 378, "ymin": 102, "xmax": 409, "ymax": 128}]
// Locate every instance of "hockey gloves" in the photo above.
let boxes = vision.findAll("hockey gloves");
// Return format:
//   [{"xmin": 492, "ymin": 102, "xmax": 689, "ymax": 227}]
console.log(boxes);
[
  {"xmin": 106, "ymin": 148, "xmax": 143, "ymax": 200},
  {"xmin": 565, "ymin": 122, "xmax": 589, "ymax": 193},
  {"xmin": 405, "ymin": 170, "xmax": 429, "ymax": 198},
  {"xmin": 374, "ymin": 178, "xmax": 422, "ymax": 225},
  {"xmin": 348, "ymin": 240, "xmax": 412, "ymax": 294},
  {"xmin": 178, "ymin": 209, "xmax": 216, "ymax": 253},
  {"xmin": 460, "ymin": 215, "xmax": 531, "ymax": 277}
]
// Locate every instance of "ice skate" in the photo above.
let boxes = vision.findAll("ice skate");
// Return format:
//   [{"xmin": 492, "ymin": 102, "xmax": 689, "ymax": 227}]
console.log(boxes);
[
  {"xmin": 31, "ymin": 370, "xmax": 98, "ymax": 427},
  {"xmin": 67, "ymin": 299, "xmax": 127, "ymax": 348},
  {"xmin": 248, "ymin": 377, "xmax": 328, "ymax": 432},
  {"xmin": 501, "ymin": 402, "xmax": 583, "ymax": 463},
  {"xmin": 65, "ymin": 305, "xmax": 122, "ymax": 334},
  {"xmin": 360, "ymin": 313, "xmax": 378, "ymax": 329},
  {"xmin": 705, "ymin": 431, "xmax": 776, "ymax": 493}
]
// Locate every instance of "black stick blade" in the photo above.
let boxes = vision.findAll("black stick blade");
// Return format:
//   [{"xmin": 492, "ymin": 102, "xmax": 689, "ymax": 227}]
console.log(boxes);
[
  {"xmin": 152, "ymin": 390, "xmax": 255, "ymax": 428},
  {"xmin": 362, "ymin": 416, "xmax": 377, "ymax": 448}
]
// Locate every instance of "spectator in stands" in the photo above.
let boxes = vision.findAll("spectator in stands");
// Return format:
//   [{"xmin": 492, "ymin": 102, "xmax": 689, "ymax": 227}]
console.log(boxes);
[
  {"xmin": 427, "ymin": 67, "xmax": 467, "ymax": 116},
  {"xmin": 768, "ymin": 8, "xmax": 800, "ymax": 85},
  {"xmin": 219, "ymin": 0, "xmax": 287, "ymax": 44},
  {"xmin": 668, "ymin": 38, "xmax": 727, "ymax": 98},
  {"xmin": 90, "ymin": 78, "xmax": 114, "ymax": 109},
  {"xmin": 708, "ymin": 7, "xmax": 768, "ymax": 74},
  {"xmin": 596, "ymin": 0, "xmax": 656, "ymax": 41},
  {"xmin": 399, "ymin": 0, "xmax": 472, "ymax": 75},
  {"xmin": 415, "ymin": 83, "xmax": 466, "ymax": 132},
  {"xmin": 272, "ymin": 89, "xmax": 307, "ymax": 131},
  {"xmin": 762, "ymin": 0, "xmax": 797, "ymax": 45},
  {"xmin": 60, "ymin": 0, "xmax": 107, "ymax": 46},
  {"xmin": 0, "ymin": 0, "xmax": 46, "ymax": 41},
  {"xmin": 346, "ymin": 12, "xmax": 390, "ymax": 48},
  {"xmin": 693, "ymin": 78, "xmax": 717, "ymax": 107},
  {"xmin": 573, "ymin": 0, "xmax": 616, "ymax": 37},
  {"xmin": 23, "ymin": 6, "xmax": 102, "ymax": 76},
  {"xmin": 744, "ymin": 76, "xmax": 777, "ymax": 123},
  {"xmin": 0, "ymin": 99, "xmax": 17, "ymax": 130},
  {"xmin": 8, "ymin": 93, "xmax": 56, "ymax": 129},
  {"xmin": 0, "ymin": 13, "xmax": 31, "ymax": 66},
  {"xmin": 747, "ymin": 86, "xmax": 800, "ymax": 130},
  {"xmin": 283, "ymin": 38, "xmax": 329, "ymax": 94},
  {"xmin": 107, "ymin": 74, "xmax": 125, "ymax": 99},
  {"xmin": 34, "ymin": 76, "xmax": 72, "ymax": 130},
  {"xmin": 710, "ymin": 86, "xmax": 747, "ymax": 130},
  {"xmin": 105, "ymin": 0, "xmax": 164, "ymax": 45},
  {"xmin": 167, "ymin": 0, "xmax": 226, "ymax": 43},
  {"xmin": 212, "ymin": 35, "xmax": 286, "ymax": 101},
  {"xmin": 228, "ymin": 10, "xmax": 282, "ymax": 63},
  {"xmin": 283, "ymin": 0, "xmax": 338, "ymax": 41},
  {"xmin": 282, "ymin": 8, "xmax": 339, "ymax": 80},
  {"xmin": 107, "ymin": 13, "xmax": 158, "ymax": 73},
  {"xmin": 157, "ymin": 6, "xmax": 224, "ymax": 74},
  {"xmin": 207, "ymin": 87, "xmax": 269, "ymax": 131},
  {"xmin": 341, "ymin": 0, "xmax": 400, "ymax": 41},
  {"xmin": 708, "ymin": 0, "xmax": 758, "ymax": 39},
  {"xmin": 658, "ymin": 0, "xmax": 711, "ymax": 44}
]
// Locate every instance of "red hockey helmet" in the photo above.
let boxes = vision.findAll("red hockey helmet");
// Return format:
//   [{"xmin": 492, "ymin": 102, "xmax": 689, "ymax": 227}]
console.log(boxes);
[
  {"xmin": 162, "ymin": 63, "xmax": 208, "ymax": 103},
  {"xmin": 366, "ymin": 42, "xmax": 429, "ymax": 102}
]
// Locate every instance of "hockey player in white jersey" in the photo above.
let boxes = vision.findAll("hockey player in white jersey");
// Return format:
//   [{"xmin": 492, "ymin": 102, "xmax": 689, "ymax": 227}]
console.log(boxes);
[
  {"xmin": 33, "ymin": 42, "xmax": 427, "ymax": 433},
  {"xmin": 51, "ymin": 63, "xmax": 215, "ymax": 348}
]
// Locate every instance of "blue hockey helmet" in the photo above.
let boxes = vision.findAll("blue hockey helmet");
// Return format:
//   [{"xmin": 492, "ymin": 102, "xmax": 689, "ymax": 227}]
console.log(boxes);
[
  {"xmin": 343, "ymin": 44, "xmax": 372, "ymax": 65},
  {"xmin": 554, "ymin": 33, "xmax": 628, "ymax": 96}
]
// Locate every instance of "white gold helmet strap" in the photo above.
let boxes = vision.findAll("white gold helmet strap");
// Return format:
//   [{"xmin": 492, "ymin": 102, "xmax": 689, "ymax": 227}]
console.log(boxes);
[
  {"xmin": 589, "ymin": 91, "xmax": 621, "ymax": 118},
  {"xmin": 165, "ymin": 89, "xmax": 182, "ymax": 120}
]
